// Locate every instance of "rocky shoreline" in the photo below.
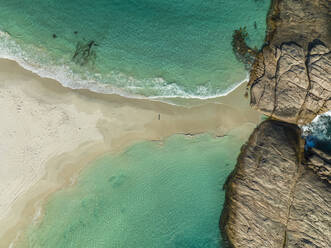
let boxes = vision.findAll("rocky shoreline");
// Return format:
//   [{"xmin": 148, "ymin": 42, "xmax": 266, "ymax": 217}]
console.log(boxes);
[{"xmin": 220, "ymin": 0, "xmax": 330, "ymax": 247}]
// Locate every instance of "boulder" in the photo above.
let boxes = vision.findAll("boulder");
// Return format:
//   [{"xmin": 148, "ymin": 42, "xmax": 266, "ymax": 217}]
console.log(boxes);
[
  {"xmin": 249, "ymin": 0, "xmax": 331, "ymax": 125},
  {"xmin": 220, "ymin": 120, "xmax": 331, "ymax": 247}
]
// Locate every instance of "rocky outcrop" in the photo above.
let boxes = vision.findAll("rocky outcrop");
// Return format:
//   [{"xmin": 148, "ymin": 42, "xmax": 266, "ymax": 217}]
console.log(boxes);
[
  {"xmin": 264, "ymin": 0, "xmax": 330, "ymax": 48},
  {"xmin": 220, "ymin": 120, "xmax": 331, "ymax": 248},
  {"xmin": 250, "ymin": 0, "xmax": 331, "ymax": 125},
  {"xmin": 305, "ymin": 148, "xmax": 331, "ymax": 183},
  {"xmin": 220, "ymin": 1, "xmax": 331, "ymax": 247}
]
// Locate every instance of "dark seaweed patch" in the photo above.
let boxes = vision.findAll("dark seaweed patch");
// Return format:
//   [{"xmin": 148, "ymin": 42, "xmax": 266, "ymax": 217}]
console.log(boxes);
[
  {"xmin": 231, "ymin": 27, "xmax": 258, "ymax": 69},
  {"xmin": 72, "ymin": 40, "xmax": 98, "ymax": 66}
]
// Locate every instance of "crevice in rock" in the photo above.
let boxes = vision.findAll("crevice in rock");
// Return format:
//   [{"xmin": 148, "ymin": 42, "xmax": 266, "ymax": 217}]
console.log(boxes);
[
  {"xmin": 281, "ymin": 158, "xmax": 304, "ymax": 247},
  {"xmin": 296, "ymin": 44, "xmax": 314, "ymax": 124},
  {"xmin": 220, "ymin": 0, "xmax": 331, "ymax": 246},
  {"xmin": 265, "ymin": 0, "xmax": 281, "ymax": 42},
  {"xmin": 281, "ymin": 127, "xmax": 305, "ymax": 247}
]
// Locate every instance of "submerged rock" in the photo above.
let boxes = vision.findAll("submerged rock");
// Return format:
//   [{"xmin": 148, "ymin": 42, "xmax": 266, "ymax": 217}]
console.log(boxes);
[
  {"xmin": 231, "ymin": 27, "xmax": 258, "ymax": 69},
  {"xmin": 249, "ymin": 0, "xmax": 331, "ymax": 125},
  {"xmin": 220, "ymin": 120, "xmax": 331, "ymax": 247},
  {"xmin": 72, "ymin": 40, "xmax": 97, "ymax": 66}
]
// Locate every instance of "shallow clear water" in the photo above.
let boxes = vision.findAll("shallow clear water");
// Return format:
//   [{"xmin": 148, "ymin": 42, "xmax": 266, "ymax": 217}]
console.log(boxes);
[
  {"xmin": 18, "ymin": 125, "xmax": 254, "ymax": 248},
  {"xmin": 0, "ymin": 0, "xmax": 270, "ymax": 97}
]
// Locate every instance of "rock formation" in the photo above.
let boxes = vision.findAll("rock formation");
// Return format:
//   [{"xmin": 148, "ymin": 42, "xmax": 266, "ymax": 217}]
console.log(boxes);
[
  {"xmin": 305, "ymin": 148, "xmax": 331, "ymax": 184},
  {"xmin": 220, "ymin": 0, "xmax": 331, "ymax": 247},
  {"xmin": 221, "ymin": 120, "xmax": 331, "ymax": 247},
  {"xmin": 250, "ymin": 0, "xmax": 331, "ymax": 125}
]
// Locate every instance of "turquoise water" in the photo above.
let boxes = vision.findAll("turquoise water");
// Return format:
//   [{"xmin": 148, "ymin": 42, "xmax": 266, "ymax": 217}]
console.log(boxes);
[
  {"xmin": 18, "ymin": 126, "xmax": 254, "ymax": 248},
  {"xmin": 0, "ymin": 0, "xmax": 270, "ymax": 98}
]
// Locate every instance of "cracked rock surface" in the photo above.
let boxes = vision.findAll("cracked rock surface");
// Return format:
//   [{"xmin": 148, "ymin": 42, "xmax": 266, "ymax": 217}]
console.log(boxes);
[
  {"xmin": 220, "ymin": 1, "xmax": 331, "ymax": 247},
  {"xmin": 250, "ymin": 0, "xmax": 330, "ymax": 125},
  {"xmin": 305, "ymin": 148, "xmax": 331, "ymax": 184},
  {"xmin": 220, "ymin": 120, "xmax": 331, "ymax": 248}
]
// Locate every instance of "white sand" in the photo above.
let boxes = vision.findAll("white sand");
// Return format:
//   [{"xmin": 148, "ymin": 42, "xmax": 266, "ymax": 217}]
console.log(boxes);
[
  {"xmin": 0, "ymin": 59, "xmax": 260, "ymax": 247},
  {"xmin": 0, "ymin": 79, "xmax": 103, "ymax": 221}
]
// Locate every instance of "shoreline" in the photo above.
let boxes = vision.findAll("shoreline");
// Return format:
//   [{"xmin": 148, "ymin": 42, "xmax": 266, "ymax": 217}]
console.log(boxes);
[
  {"xmin": 0, "ymin": 30, "xmax": 249, "ymax": 101},
  {"xmin": 0, "ymin": 58, "xmax": 260, "ymax": 247}
]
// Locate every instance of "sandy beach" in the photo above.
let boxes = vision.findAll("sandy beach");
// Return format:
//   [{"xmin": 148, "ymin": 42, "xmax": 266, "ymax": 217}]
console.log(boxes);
[{"xmin": 0, "ymin": 58, "xmax": 260, "ymax": 247}]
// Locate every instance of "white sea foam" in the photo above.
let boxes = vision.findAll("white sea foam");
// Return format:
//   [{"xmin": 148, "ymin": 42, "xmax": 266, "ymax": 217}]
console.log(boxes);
[
  {"xmin": 0, "ymin": 30, "xmax": 248, "ymax": 101},
  {"xmin": 301, "ymin": 111, "xmax": 331, "ymax": 130},
  {"xmin": 32, "ymin": 202, "xmax": 44, "ymax": 224},
  {"xmin": 149, "ymin": 75, "xmax": 249, "ymax": 99}
]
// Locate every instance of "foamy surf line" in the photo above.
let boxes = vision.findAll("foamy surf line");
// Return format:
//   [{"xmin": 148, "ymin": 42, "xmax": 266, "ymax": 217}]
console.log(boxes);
[
  {"xmin": 0, "ymin": 30, "xmax": 248, "ymax": 101},
  {"xmin": 149, "ymin": 76, "xmax": 249, "ymax": 100}
]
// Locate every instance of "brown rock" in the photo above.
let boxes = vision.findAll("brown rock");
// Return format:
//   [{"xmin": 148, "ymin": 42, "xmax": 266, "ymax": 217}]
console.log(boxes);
[
  {"xmin": 305, "ymin": 148, "xmax": 331, "ymax": 183},
  {"xmin": 220, "ymin": 120, "xmax": 331, "ymax": 248},
  {"xmin": 266, "ymin": 0, "xmax": 331, "ymax": 48},
  {"xmin": 250, "ymin": 0, "xmax": 331, "ymax": 125},
  {"xmin": 221, "ymin": 1, "xmax": 331, "ymax": 247}
]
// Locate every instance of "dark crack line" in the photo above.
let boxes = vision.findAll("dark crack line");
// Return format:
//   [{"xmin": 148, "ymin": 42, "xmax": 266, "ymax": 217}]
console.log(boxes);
[
  {"xmin": 271, "ymin": 47, "xmax": 282, "ymax": 118},
  {"xmin": 295, "ymin": 51, "xmax": 313, "ymax": 124},
  {"xmin": 282, "ymin": 152, "xmax": 304, "ymax": 248}
]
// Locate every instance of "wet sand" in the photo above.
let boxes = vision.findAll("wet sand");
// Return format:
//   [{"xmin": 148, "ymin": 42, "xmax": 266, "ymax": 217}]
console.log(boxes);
[{"xmin": 0, "ymin": 58, "xmax": 260, "ymax": 247}]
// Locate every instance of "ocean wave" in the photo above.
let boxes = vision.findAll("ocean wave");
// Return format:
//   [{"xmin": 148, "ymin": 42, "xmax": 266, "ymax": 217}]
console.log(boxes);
[
  {"xmin": 0, "ymin": 30, "xmax": 248, "ymax": 100},
  {"xmin": 302, "ymin": 111, "xmax": 331, "ymax": 136},
  {"xmin": 302, "ymin": 111, "xmax": 331, "ymax": 153}
]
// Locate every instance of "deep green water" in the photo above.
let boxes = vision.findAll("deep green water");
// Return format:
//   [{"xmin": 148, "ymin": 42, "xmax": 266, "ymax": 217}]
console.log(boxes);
[
  {"xmin": 18, "ymin": 125, "xmax": 255, "ymax": 248},
  {"xmin": 0, "ymin": 0, "xmax": 270, "ymax": 98}
]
